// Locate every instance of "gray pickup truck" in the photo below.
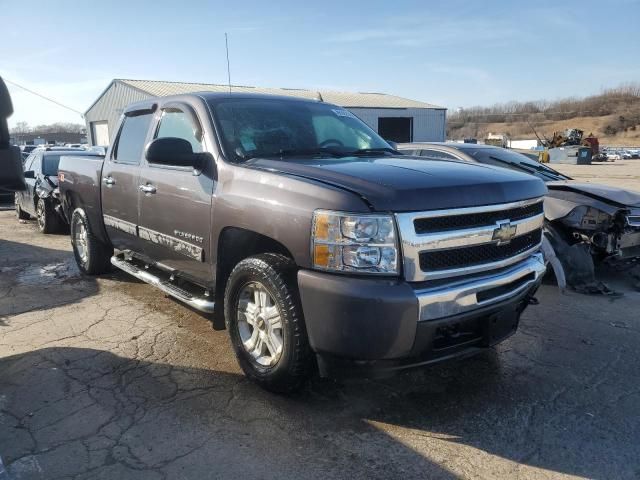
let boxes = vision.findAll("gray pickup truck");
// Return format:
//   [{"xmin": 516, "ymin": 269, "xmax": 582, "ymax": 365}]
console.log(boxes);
[{"xmin": 58, "ymin": 93, "xmax": 547, "ymax": 392}]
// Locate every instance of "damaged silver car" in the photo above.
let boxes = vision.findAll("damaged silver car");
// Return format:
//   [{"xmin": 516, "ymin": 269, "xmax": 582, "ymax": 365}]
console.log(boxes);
[{"xmin": 398, "ymin": 142, "xmax": 640, "ymax": 293}]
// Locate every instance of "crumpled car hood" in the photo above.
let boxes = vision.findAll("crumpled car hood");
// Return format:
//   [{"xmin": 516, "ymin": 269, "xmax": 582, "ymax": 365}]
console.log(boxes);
[
  {"xmin": 547, "ymin": 181, "xmax": 640, "ymax": 207},
  {"xmin": 545, "ymin": 181, "xmax": 640, "ymax": 220}
]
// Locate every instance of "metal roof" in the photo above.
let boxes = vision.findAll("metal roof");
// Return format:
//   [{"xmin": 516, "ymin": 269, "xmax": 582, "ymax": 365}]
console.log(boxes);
[{"xmin": 117, "ymin": 79, "xmax": 444, "ymax": 110}]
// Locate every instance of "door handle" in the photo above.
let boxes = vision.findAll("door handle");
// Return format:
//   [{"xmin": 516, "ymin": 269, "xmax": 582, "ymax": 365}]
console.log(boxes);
[
  {"xmin": 139, "ymin": 184, "xmax": 157, "ymax": 194},
  {"xmin": 103, "ymin": 176, "xmax": 115, "ymax": 186}
]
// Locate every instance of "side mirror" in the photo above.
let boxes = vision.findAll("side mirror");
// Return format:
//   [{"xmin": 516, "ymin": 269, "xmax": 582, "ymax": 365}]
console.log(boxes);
[
  {"xmin": 145, "ymin": 137, "xmax": 201, "ymax": 169},
  {"xmin": 0, "ymin": 77, "xmax": 26, "ymax": 191},
  {"xmin": 386, "ymin": 140, "xmax": 398, "ymax": 150},
  {"xmin": 24, "ymin": 170, "xmax": 35, "ymax": 179}
]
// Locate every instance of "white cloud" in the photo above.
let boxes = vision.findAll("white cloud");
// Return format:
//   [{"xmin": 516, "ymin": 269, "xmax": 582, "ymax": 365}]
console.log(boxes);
[{"xmin": 326, "ymin": 17, "xmax": 521, "ymax": 48}]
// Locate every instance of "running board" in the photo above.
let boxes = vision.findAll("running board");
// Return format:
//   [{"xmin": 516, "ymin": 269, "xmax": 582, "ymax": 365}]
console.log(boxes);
[{"xmin": 110, "ymin": 255, "xmax": 215, "ymax": 313}]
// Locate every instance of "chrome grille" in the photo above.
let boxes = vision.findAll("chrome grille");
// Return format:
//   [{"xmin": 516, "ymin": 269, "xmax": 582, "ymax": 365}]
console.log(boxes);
[
  {"xmin": 414, "ymin": 201, "xmax": 543, "ymax": 233},
  {"xmin": 396, "ymin": 198, "xmax": 545, "ymax": 282},
  {"xmin": 419, "ymin": 230, "xmax": 542, "ymax": 271}
]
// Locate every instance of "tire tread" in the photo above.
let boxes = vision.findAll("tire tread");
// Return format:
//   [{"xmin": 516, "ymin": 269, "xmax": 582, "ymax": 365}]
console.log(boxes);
[
  {"xmin": 224, "ymin": 253, "xmax": 312, "ymax": 393},
  {"xmin": 71, "ymin": 208, "xmax": 113, "ymax": 275}
]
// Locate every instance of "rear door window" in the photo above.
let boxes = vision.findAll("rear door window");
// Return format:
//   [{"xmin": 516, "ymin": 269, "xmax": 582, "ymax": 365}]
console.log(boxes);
[
  {"xmin": 42, "ymin": 155, "xmax": 62, "ymax": 176},
  {"xmin": 113, "ymin": 113, "xmax": 153, "ymax": 164}
]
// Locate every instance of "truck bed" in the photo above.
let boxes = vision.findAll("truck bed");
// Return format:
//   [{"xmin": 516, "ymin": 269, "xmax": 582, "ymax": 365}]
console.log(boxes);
[{"xmin": 58, "ymin": 155, "xmax": 107, "ymax": 243}]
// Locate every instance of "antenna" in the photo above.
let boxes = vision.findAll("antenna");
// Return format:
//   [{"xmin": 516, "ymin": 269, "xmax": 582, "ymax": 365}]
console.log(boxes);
[{"xmin": 225, "ymin": 33, "xmax": 232, "ymax": 94}]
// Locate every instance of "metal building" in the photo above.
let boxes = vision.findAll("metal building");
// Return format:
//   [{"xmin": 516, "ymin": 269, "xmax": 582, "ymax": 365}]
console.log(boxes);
[{"xmin": 84, "ymin": 79, "xmax": 446, "ymax": 146}]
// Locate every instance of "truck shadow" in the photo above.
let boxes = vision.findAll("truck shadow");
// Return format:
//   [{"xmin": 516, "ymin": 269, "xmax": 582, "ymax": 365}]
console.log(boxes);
[
  {"xmin": 0, "ymin": 240, "xmax": 99, "ymax": 318},
  {"xmin": 1, "ymin": 344, "xmax": 635, "ymax": 479}
]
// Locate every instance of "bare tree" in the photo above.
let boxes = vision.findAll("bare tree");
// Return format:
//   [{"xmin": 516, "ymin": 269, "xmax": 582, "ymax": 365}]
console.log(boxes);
[
  {"xmin": 10, "ymin": 121, "xmax": 31, "ymax": 134},
  {"xmin": 448, "ymin": 82, "xmax": 640, "ymax": 140},
  {"xmin": 31, "ymin": 122, "xmax": 85, "ymax": 134}
]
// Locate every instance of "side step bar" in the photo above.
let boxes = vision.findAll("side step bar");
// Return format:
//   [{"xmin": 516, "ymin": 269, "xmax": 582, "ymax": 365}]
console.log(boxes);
[{"xmin": 110, "ymin": 255, "xmax": 215, "ymax": 313}]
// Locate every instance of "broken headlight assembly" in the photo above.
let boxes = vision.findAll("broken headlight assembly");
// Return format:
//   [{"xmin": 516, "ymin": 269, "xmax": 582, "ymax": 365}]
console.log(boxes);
[
  {"xmin": 311, "ymin": 210, "xmax": 399, "ymax": 275},
  {"xmin": 560, "ymin": 206, "xmax": 612, "ymax": 231}
]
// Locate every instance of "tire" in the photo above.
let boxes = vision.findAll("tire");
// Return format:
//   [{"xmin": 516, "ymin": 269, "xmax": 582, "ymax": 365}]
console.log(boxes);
[
  {"xmin": 224, "ymin": 253, "xmax": 313, "ymax": 393},
  {"xmin": 15, "ymin": 194, "xmax": 30, "ymax": 220},
  {"xmin": 70, "ymin": 208, "xmax": 113, "ymax": 275},
  {"xmin": 35, "ymin": 197, "xmax": 63, "ymax": 234}
]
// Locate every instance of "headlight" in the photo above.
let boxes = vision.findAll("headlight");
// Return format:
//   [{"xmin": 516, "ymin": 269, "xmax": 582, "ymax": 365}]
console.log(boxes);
[{"xmin": 311, "ymin": 210, "xmax": 399, "ymax": 274}]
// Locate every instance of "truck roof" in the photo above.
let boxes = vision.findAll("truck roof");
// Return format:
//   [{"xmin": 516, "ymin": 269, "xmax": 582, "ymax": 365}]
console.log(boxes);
[{"xmin": 123, "ymin": 92, "xmax": 332, "ymax": 115}]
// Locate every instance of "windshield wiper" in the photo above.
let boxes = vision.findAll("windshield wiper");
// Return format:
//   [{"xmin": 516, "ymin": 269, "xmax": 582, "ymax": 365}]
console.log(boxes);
[
  {"xmin": 516, "ymin": 161, "xmax": 567, "ymax": 180},
  {"xmin": 347, "ymin": 147, "xmax": 397, "ymax": 156},
  {"xmin": 277, "ymin": 148, "xmax": 344, "ymax": 158},
  {"xmin": 238, "ymin": 147, "xmax": 343, "ymax": 161},
  {"xmin": 488, "ymin": 156, "xmax": 563, "ymax": 180}
]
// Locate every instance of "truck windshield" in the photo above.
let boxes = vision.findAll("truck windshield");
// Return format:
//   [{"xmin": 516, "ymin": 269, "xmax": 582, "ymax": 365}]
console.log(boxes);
[
  {"xmin": 42, "ymin": 155, "xmax": 62, "ymax": 176},
  {"xmin": 210, "ymin": 98, "xmax": 392, "ymax": 161}
]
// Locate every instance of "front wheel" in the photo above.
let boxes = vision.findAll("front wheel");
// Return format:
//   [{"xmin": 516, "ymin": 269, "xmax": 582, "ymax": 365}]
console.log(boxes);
[
  {"xmin": 224, "ymin": 254, "xmax": 313, "ymax": 393},
  {"xmin": 70, "ymin": 208, "xmax": 113, "ymax": 275}
]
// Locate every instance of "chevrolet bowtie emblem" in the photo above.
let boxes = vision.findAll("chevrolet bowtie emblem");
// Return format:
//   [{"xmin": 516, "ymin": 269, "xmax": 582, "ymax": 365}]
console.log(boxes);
[{"xmin": 492, "ymin": 221, "xmax": 517, "ymax": 245}]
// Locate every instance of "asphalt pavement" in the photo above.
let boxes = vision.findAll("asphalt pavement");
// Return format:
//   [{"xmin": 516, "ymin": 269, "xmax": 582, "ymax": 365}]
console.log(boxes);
[{"xmin": 1, "ymin": 195, "xmax": 639, "ymax": 479}]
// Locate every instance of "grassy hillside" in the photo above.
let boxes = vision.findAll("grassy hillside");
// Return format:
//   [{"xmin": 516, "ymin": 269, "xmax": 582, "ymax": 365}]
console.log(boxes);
[{"xmin": 447, "ymin": 84, "xmax": 640, "ymax": 146}]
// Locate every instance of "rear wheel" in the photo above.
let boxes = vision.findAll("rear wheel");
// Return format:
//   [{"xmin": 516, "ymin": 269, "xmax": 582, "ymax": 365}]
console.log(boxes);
[
  {"xmin": 15, "ymin": 194, "xmax": 30, "ymax": 220},
  {"xmin": 224, "ymin": 253, "xmax": 313, "ymax": 393},
  {"xmin": 70, "ymin": 208, "xmax": 113, "ymax": 275}
]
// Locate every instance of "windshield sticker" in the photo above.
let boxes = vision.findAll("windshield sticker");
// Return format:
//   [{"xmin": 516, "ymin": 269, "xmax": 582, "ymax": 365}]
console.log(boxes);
[
  {"xmin": 240, "ymin": 135, "xmax": 257, "ymax": 151},
  {"xmin": 332, "ymin": 109, "xmax": 356, "ymax": 119}
]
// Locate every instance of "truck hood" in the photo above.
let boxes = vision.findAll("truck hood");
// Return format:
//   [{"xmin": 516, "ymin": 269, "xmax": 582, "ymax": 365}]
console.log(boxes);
[
  {"xmin": 547, "ymin": 181, "xmax": 640, "ymax": 208},
  {"xmin": 246, "ymin": 156, "xmax": 547, "ymax": 212}
]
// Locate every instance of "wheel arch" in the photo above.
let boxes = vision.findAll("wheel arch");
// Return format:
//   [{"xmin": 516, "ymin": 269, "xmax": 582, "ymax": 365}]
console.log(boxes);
[
  {"xmin": 212, "ymin": 227, "xmax": 296, "ymax": 329},
  {"xmin": 63, "ymin": 190, "xmax": 111, "ymax": 245}
]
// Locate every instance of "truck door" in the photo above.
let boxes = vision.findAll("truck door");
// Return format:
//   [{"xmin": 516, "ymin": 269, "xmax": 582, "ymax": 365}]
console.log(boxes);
[
  {"xmin": 137, "ymin": 103, "xmax": 215, "ymax": 282},
  {"xmin": 100, "ymin": 110, "xmax": 153, "ymax": 253}
]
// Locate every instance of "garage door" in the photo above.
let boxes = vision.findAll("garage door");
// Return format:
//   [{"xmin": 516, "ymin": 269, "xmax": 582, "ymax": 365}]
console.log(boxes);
[
  {"xmin": 91, "ymin": 121, "xmax": 110, "ymax": 146},
  {"xmin": 378, "ymin": 117, "xmax": 413, "ymax": 143}
]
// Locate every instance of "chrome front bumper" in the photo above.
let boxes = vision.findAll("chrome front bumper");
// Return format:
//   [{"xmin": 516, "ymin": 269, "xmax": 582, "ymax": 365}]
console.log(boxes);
[{"xmin": 416, "ymin": 253, "xmax": 546, "ymax": 321}]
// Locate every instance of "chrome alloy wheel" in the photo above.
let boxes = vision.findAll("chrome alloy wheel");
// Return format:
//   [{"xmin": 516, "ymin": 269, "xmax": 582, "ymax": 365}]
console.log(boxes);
[
  {"xmin": 73, "ymin": 218, "xmax": 89, "ymax": 263},
  {"xmin": 36, "ymin": 200, "xmax": 46, "ymax": 230},
  {"xmin": 236, "ymin": 282, "xmax": 284, "ymax": 367}
]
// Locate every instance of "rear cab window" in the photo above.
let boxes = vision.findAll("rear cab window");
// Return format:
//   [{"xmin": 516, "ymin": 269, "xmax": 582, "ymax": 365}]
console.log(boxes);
[{"xmin": 113, "ymin": 113, "xmax": 153, "ymax": 164}]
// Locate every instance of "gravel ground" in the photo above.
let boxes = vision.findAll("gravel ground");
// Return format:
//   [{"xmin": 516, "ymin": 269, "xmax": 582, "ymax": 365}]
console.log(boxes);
[{"xmin": 1, "ymin": 161, "xmax": 639, "ymax": 479}]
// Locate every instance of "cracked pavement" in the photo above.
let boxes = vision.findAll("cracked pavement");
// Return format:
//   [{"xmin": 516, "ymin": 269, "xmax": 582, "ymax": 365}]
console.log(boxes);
[{"xmin": 1, "ymin": 192, "xmax": 640, "ymax": 479}]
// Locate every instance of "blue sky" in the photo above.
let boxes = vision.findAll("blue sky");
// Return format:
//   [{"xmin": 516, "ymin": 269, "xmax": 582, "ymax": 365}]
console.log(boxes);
[{"xmin": 2, "ymin": 0, "xmax": 639, "ymax": 127}]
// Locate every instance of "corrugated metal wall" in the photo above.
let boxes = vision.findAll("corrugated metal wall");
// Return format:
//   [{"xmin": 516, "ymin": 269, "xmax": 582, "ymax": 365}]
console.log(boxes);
[
  {"xmin": 348, "ymin": 107, "xmax": 447, "ymax": 142},
  {"xmin": 84, "ymin": 82, "xmax": 152, "ymax": 145}
]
